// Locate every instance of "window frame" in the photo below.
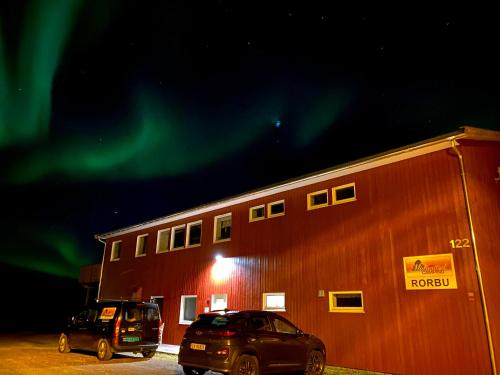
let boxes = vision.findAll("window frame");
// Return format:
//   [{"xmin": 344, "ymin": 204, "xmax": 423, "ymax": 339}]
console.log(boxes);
[
  {"xmin": 170, "ymin": 224, "xmax": 186, "ymax": 251},
  {"xmin": 328, "ymin": 291, "xmax": 365, "ymax": 313},
  {"xmin": 156, "ymin": 228, "xmax": 170, "ymax": 254},
  {"xmin": 332, "ymin": 182, "xmax": 356, "ymax": 205},
  {"xmin": 262, "ymin": 292, "xmax": 286, "ymax": 312},
  {"xmin": 179, "ymin": 295, "xmax": 197, "ymax": 325},
  {"xmin": 135, "ymin": 234, "xmax": 148, "ymax": 257},
  {"xmin": 267, "ymin": 200, "xmax": 285, "ymax": 218},
  {"xmin": 110, "ymin": 240, "xmax": 122, "ymax": 262},
  {"xmin": 249, "ymin": 204, "xmax": 266, "ymax": 222},
  {"xmin": 307, "ymin": 189, "xmax": 330, "ymax": 210},
  {"xmin": 213, "ymin": 213, "xmax": 232, "ymax": 243},
  {"xmin": 186, "ymin": 220, "xmax": 202, "ymax": 248},
  {"xmin": 210, "ymin": 293, "xmax": 228, "ymax": 311}
]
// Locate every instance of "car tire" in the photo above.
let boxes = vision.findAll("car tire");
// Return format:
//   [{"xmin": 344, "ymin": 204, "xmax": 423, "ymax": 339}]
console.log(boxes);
[
  {"xmin": 58, "ymin": 333, "xmax": 71, "ymax": 353},
  {"xmin": 182, "ymin": 366, "xmax": 207, "ymax": 375},
  {"xmin": 233, "ymin": 354, "xmax": 259, "ymax": 375},
  {"xmin": 304, "ymin": 350, "xmax": 325, "ymax": 375},
  {"xmin": 142, "ymin": 350, "xmax": 156, "ymax": 358},
  {"xmin": 97, "ymin": 339, "xmax": 113, "ymax": 361}
]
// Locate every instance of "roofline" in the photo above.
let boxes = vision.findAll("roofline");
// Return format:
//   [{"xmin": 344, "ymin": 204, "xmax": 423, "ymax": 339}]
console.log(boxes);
[{"xmin": 95, "ymin": 126, "xmax": 500, "ymax": 240}]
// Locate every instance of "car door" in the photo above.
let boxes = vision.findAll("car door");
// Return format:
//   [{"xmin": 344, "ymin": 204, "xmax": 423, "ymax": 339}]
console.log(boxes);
[
  {"xmin": 142, "ymin": 304, "xmax": 161, "ymax": 345},
  {"xmin": 70, "ymin": 308, "xmax": 98, "ymax": 349},
  {"xmin": 269, "ymin": 314, "xmax": 308, "ymax": 371},
  {"xmin": 246, "ymin": 314, "xmax": 286, "ymax": 370}
]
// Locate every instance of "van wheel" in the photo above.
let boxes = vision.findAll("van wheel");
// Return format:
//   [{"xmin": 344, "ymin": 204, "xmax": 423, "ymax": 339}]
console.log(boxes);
[
  {"xmin": 233, "ymin": 354, "xmax": 259, "ymax": 375},
  {"xmin": 97, "ymin": 339, "xmax": 113, "ymax": 361},
  {"xmin": 142, "ymin": 350, "xmax": 156, "ymax": 358},
  {"xmin": 304, "ymin": 350, "xmax": 325, "ymax": 375},
  {"xmin": 58, "ymin": 333, "xmax": 70, "ymax": 353},
  {"xmin": 182, "ymin": 366, "xmax": 207, "ymax": 375}
]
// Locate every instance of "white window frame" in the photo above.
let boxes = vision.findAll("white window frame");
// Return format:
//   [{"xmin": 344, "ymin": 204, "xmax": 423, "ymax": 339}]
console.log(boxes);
[
  {"xmin": 263, "ymin": 292, "xmax": 286, "ymax": 311},
  {"xmin": 332, "ymin": 182, "xmax": 356, "ymax": 205},
  {"xmin": 135, "ymin": 234, "xmax": 148, "ymax": 257},
  {"xmin": 210, "ymin": 293, "xmax": 228, "ymax": 311},
  {"xmin": 328, "ymin": 291, "xmax": 364, "ymax": 313},
  {"xmin": 156, "ymin": 228, "xmax": 170, "ymax": 254},
  {"xmin": 110, "ymin": 240, "xmax": 122, "ymax": 262},
  {"xmin": 267, "ymin": 200, "xmax": 285, "ymax": 218},
  {"xmin": 213, "ymin": 213, "xmax": 232, "ymax": 243},
  {"xmin": 249, "ymin": 204, "xmax": 266, "ymax": 222},
  {"xmin": 170, "ymin": 224, "xmax": 186, "ymax": 250},
  {"xmin": 186, "ymin": 220, "xmax": 202, "ymax": 247},
  {"xmin": 307, "ymin": 189, "xmax": 329, "ymax": 210},
  {"xmin": 179, "ymin": 295, "xmax": 197, "ymax": 325}
]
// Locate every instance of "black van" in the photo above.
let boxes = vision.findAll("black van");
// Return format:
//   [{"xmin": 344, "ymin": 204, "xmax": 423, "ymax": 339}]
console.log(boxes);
[{"xmin": 58, "ymin": 300, "xmax": 163, "ymax": 360}]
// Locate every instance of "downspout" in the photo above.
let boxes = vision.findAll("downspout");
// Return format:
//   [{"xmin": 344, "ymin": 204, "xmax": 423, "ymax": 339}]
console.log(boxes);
[
  {"xmin": 96, "ymin": 236, "xmax": 106, "ymax": 302},
  {"xmin": 451, "ymin": 139, "xmax": 497, "ymax": 375}
]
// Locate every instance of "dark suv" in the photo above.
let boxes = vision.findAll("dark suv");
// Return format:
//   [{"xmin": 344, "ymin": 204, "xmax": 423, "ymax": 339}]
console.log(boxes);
[
  {"xmin": 178, "ymin": 310, "xmax": 325, "ymax": 375},
  {"xmin": 58, "ymin": 300, "xmax": 163, "ymax": 360}
]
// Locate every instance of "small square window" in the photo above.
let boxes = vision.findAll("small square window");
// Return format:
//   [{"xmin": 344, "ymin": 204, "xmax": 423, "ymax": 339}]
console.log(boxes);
[
  {"xmin": 110, "ymin": 240, "xmax": 121, "ymax": 261},
  {"xmin": 211, "ymin": 293, "xmax": 228, "ymax": 311},
  {"xmin": 329, "ymin": 291, "xmax": 364, "ymax": 313},
  {"xmin": 171, "ymin": 225, "xmax": 186, "ymax": 250},
  {"xmin": 249, "ymin": 205, "xmax": 265, "ymax": 222},
  {"xmin": 332, "ymin": 183, "xmax": 356, "ymax": 204},
  {"xmin": 307, "ymin": 190, "xmax": 329, "ymax": 210},
  {"xmin": 267, "ymin": 200, "xmax": 285, "ymax": 218},
  {"xmin": 135, "ymin": 234, "xmax": 148, "ymax": 257},
  {"xmin": 187, "ymin": 221, "xmax": 202, "ymax": 247},
  {"xmin": 156, "ymin": 229, "xmax": 170, "ymax": 253},
  {"xmin": 214, "ymin": 213, "xmax": 232, "ymax": 242},
  {"xmin": 180, "ymin": 295, "xmax": 197, "ymax": 324},
  {"xmin": 263, "ymin": 292, "xmax": 285, "ymax": 311}
]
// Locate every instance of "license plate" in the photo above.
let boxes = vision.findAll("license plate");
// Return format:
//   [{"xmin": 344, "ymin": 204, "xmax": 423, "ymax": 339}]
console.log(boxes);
[
  {"xmin": 123, "ymin": 336, "xmax": 141, "ymax": 342},
  {"xmin": 190, "ymin": 343, "xmax": 206, "ymax": 351}
]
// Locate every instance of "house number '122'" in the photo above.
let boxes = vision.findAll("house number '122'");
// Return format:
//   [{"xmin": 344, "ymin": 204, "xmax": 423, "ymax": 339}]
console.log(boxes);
[{"xmin": 449, "ymin": 239, "xmax": 471, "ymax": 248}]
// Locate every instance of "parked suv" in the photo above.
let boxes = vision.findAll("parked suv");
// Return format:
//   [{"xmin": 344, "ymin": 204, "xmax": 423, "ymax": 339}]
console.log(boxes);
[
  {"xmin": 178, "ymin": 310, "xmax": 325, "ymax": 375},
  {"xmin": 58, "ymin": 300, "xmax": 163, "ymax": 360}
]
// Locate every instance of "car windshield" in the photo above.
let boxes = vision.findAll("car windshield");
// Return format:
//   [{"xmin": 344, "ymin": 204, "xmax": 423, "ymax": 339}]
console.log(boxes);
[{"xmin": 190, "ymin": 314, "xmax": 235, "ymax": 329}]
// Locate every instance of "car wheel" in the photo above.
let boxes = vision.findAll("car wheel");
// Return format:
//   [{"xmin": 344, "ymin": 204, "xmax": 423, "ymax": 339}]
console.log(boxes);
[
  {"xmin": 233, "ymin": 354, "xmax": 259, "ymax": 375},
  {"xmin": 58, "ymin": 333, "xmax": 70, "ymax": 353},
  {"xmin": 142, "ymin": 350, "xmax": 156, "ymax": 358},
  {"xmin": 304, "ymin": 350, "xmax": 325, "ymax": 375},
  {"xmin": 96, "ymin": 339, "xmax": 113, "ymax": 361},
  {"xmin": 182, "ymin": 366, "xmax": 207, "ymax": 375}
]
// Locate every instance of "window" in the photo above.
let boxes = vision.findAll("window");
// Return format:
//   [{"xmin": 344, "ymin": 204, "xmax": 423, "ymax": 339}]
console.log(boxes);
[
  {"xmin": 307, "ymin": 189, "xmax": 329, "ymax": 210},
  {"xmin": 271, "ymin": 316, "xmax": 298, "ymax": 334},
  {"xmin": 135, "ymin": 234, "xmax": 148, "ymax": 257},
  {"xmin": 171, "ymin": 225, "xmax": 186, "ymax": 250},
  {"xmin": 214, "ymin": 213, "xmax": 232, "ymax": 242},
  {"xmin": 249, "ymin": 205, "xmax": 265, "ymax": 222},
  {"xmin": 263, "ymin": 292, "xmax": 286, "ymax": 311},
  {"xmin": 267, "ymin": 200, "xmax": 285, "ymax": 218},
  {"xmin": 329, "ymin": 291, "xmax": 364, "ymax": 313},
  {"xmin": 211, "ymin": 293, "xmax": 228, "ymax": 311},
  {"xmin": 110, "ymin": 240, "xmax": 121, "ymax": 261},
  {"xmin": 156, "ymin": 229, "xmax": 170, "ymax": 253},
  {"xmin": 187, "ymin": 221, "xmax": 202, "ymax": 247},
  {"xmin": 332, "ymin": 183, "xmax": 356, "ymax": 205},
  {"xmin": 249, "ymin": 315, "xmax": 272, "ymax": 331},
  {"xmin": 180, "ymin": 295, "xmax": 197, "ymax": 324}
]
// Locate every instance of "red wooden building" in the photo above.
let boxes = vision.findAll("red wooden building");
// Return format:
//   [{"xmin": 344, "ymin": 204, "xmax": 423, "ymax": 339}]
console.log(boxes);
[{"xmin": 96, "ymin": 126, "xmax": 500, "ymax": 374}]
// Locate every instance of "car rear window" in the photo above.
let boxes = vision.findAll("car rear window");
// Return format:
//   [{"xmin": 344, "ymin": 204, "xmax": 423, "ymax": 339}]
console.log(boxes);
[{"xmin": 190, "ymin": 314, "xmax": 238, "ymax": 329}]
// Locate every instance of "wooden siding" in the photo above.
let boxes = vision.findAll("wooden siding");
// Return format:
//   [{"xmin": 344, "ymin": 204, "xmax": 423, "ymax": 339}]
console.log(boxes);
[{"xmin": 99, "ymin": 146, "xmax": 495, "ymax": 374}]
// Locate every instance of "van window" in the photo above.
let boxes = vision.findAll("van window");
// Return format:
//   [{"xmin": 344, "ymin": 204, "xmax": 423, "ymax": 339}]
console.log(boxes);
[
  {"xmin": 125, "ymin": 306, "xmax": 142, "ymax": 322},
  {"xmin": 147, "ymin": 307, "xmax": 160, "ymax": 321}
]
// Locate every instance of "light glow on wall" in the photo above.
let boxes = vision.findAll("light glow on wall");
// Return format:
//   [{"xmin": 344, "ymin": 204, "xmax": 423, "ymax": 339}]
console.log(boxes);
[{"xmin": 211, "ymin": 256, "xmax": 234, "ymax": 282}]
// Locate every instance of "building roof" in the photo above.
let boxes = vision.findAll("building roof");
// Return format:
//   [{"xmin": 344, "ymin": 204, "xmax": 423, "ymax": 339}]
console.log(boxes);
[{"xmin": 95, "ymin": 126, "xmax": 500, "ymax": 240}]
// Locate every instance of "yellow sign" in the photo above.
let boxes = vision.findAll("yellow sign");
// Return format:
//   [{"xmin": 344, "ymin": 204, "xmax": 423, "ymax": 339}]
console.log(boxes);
[
  {"xmin": 99, "ymin": 307, "xmax": 117, "ymax": 320},
  {"xmin": 403, "ymin": 253, "xmax": 457, "ymax": 290}
]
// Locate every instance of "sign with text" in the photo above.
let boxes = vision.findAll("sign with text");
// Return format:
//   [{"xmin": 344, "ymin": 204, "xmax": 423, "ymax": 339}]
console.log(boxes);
[
  {"xmin": 99, "ymin": 307, "xmax": 117, "ymax": 320},
  {"xmin": 403, "ymin": 253, "xmax": 457, "ymax": 290}
]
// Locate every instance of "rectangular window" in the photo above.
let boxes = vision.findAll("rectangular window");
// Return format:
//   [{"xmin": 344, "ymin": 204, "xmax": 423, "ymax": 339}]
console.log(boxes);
[
  {"xmin": 214, "ymin": 213, "xmax": 232, "ymax": 242},
  {"xmin": 263, "ymin": 292, "xmax": 286, "ymax": 311},
  {"xmin": 135, "ymin": 234, "xmax": 148, "ymax": 257},
  {"xmin": 267, "ymin": 200, "xmax": 285, "ymax": 218},
  {"xmin": 329, "ymin": 291, "xmax": 364, "ymax": 313},
  {"xmin": 249, "ymin": 205, "xmax": 265, "ymax": 222},
  {"xmin": 332, "ymin": 183, "xmax": 356, "ymax": 205},
  {"xmin": 180, "ymin": 295, "xmax": 197, "ymax": 324},
  {"xmin": 171, "ymin": 225, "xmax": 186, "ymax": 250},
  {"xmin": 211, "ymin": 293, "xmax": 228, "ymax": 311},
  {"xmin": 186, "ymin": 221, "xmax": 202, "ymax": 247},
  {"xmin": 156, "ymin": 229, "xmax": 170, "ymax": 253},
  {"xmin": 307, "ymin": 189, "xmax": 329, "ymax": 210},
  {"xmin": 110, "ymin": 240, "xmax": 121, "ymax": 261}
]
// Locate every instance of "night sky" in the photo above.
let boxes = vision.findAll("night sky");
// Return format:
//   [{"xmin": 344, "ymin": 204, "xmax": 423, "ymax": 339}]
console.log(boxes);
[{"xmin": 1, "ymin": 1, "xmax": 500, "ymax": 327}]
